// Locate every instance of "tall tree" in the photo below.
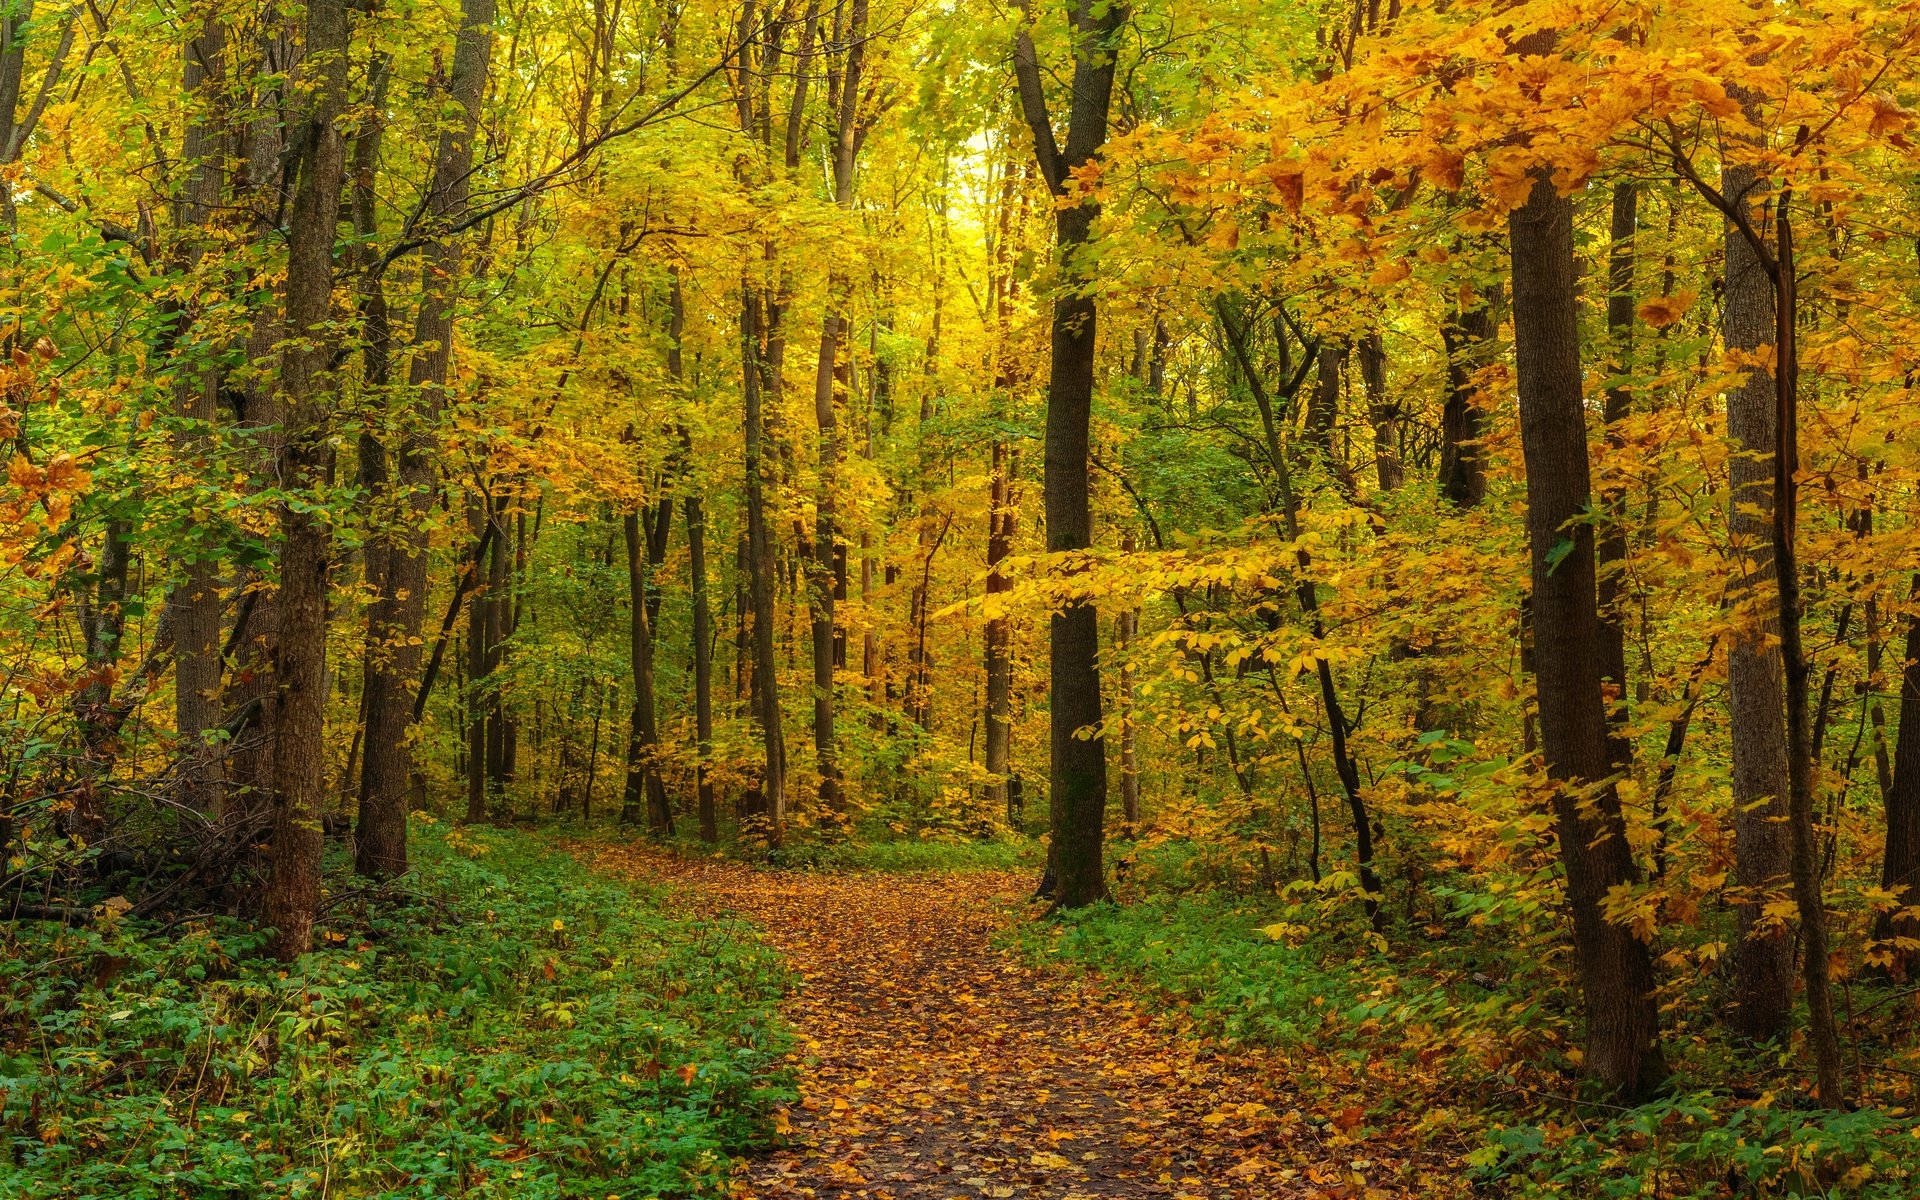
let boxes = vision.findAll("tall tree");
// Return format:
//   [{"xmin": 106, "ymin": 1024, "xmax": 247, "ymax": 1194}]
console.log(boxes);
[
  {"xmin": 809, "ymin": 0, "xmax": 869, "ymax": 820},
  {"xmin": 983, "ymin": 157, "xmax": 1028, "ymax": 826},
  {"xmin": 669, "ymin": 270, "xmax": 719, "ymax": 844},
  {"xmin": 258, "ymin": 0, "xmax": 351, "ymax": 962},
  {"xmin": 1878, "ymin": 607, "xmax": 1920, "ymax": 974},
  {"xmin": 357, "ymin": 0, "xmax": 496, "ymax": 877},
  {"xmin": 171, "ymin": 14, "xmax": 227, "ymax": 817},
  {"xmin": 1013, "ymin": 0, "xmax": 1126, "ymax": 908},
  {"xmin": 1509, "ymin": 161, "xmax": 1663, "ymax": 1097},
  {"xmin": 1720, "ymin": 158, "xmax": 1794, "ymax": 1043},
  {"xmin": 622, "ymin": 492, "xmax": 672, "ymax": 832}
]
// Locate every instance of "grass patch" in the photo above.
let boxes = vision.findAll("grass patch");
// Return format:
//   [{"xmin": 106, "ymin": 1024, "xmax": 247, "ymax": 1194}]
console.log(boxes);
[
  {"xmin": 764, "ymin": 835, "xmax": 1039, "ymax": 874},
  {"xmin": 1, "ymin": 819, "xmax": 790, "ymax": 1198},
  {"xmin": 1005, "ymin": 895, "xmax": 1376, "ymax": 1048}
]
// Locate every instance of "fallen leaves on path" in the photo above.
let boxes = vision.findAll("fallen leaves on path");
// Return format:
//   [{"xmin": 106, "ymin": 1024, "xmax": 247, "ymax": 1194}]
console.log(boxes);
[{"xmin": 578, "ymin": 845, "xmax": 1460, "ymax": 1199}]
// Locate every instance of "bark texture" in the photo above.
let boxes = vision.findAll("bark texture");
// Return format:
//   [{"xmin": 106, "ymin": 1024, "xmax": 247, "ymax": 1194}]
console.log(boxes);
[
  {"xmin": 1721, "ymin": 162, "xmax": 1794, "ymax": 1042},
  {"xmin": 1014, "ymin": 0, "xmax": 1127, "ymax": 908},
  {"xmin": 357, "ymin": 0, "xmax": 495, "ymax": 876},
  {"xmin": 1509, "ymin": 167, "xmax": 1664, "ymax": 1096},
  {"xmin": 259, "ymin": 0, "xmax": 350, "ymax": 962}
]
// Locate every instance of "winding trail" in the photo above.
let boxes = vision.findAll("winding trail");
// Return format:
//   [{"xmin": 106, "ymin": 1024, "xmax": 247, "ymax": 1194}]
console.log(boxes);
[{"xmin": 579, "ymin": 845, "xmax": 1432, "ymax": 1199}]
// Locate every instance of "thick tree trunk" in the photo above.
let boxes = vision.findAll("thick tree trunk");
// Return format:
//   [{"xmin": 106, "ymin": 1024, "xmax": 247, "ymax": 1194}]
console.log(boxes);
[
  {"xmin": 351, "ymin": 51, "xmax": 396, "ymax": 843},
  {"xmin": 259, "ymin": 0, "xmax": 349, "ymax": 962},
  {"xmin": 1509, "ymin": 166, "xmax": 1663, "ymax": 1097},
  {"xmin": 356, "ymin": 0, "xmax": 494, "ymax": 877},
  {"xmin": 1014, "ymin": 0, "xmax": 1125, "ymax": 909},
  {"xmin": 1721, "ymin": 162, "xmax": 1794, "ymax": 1043}
]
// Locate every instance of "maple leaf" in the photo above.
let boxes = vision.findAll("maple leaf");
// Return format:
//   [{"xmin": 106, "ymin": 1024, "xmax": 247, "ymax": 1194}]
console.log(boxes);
[
  {"xmin": 1869, "ymin": 93, "xmax": 1911, "ymax": 139},
  {"xmin": 1635, "ymin": 290, "xmax": 1696, "ymax": 329},
  {"xmin": 1367, "ymin": 260, "xmax": 1411, "ymax": 288},
  {"xmin": 1273, "ymin": 170, "xmax": 1305, "ymax": 214}
]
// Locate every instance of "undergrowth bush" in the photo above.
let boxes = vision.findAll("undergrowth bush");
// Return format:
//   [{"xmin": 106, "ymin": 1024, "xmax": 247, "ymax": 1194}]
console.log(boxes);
[{"xmin": 0, "ymin": 819, "xmax": 790, "ymax": 1198}]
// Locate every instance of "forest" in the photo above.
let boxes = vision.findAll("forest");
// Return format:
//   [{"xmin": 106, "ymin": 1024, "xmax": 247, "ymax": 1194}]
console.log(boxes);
[{"xmin": 6, "ymin": 0, "xmax": 1920, "ymax": 1194}]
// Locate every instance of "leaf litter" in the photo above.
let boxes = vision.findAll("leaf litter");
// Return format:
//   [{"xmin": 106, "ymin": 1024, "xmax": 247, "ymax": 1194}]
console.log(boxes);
[{"xmin": 579, "ymin": 845, "xmax": 1460, "ymax": 1199}]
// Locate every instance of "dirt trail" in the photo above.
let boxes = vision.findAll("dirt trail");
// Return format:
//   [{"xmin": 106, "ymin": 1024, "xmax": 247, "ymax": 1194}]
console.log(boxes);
[{"xmin": 580, "ymin": 846, "xmax": 1421, "ymax": 1199}]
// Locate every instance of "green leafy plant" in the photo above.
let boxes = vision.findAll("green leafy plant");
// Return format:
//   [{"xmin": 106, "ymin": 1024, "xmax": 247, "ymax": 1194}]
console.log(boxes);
[{"xmin": 0, "ymin": 820, "xmax": 791, "ymax": 1198}]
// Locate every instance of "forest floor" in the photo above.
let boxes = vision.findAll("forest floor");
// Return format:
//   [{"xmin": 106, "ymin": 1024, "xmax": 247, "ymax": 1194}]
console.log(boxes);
[{"xmin": 577, "ymin": 843, "xmax": 1449, "ymax": 1200}]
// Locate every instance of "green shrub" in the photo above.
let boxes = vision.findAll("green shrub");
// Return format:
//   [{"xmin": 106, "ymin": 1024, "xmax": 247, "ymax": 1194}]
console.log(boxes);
[
  {"xmin": 0, "ymin": 820, "xmax": 790, "ymax": 1198},
  {"xmin": 1474, "ymin": 1094, "xmax": 1916, "ymax": 1198}
]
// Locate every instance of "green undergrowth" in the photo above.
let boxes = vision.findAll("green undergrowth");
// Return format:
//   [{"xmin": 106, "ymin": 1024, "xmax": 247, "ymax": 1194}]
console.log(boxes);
[
  {"xmin": 558, "ymin": 818, "xmax": 1040, "ymax": 875},
  {"xmin": 1009, "ymin": 864, "xmax": 1920, "ymax": 1198},
  {"xmin": 1, "ymin": 819, "xmax": 791, "ymax": 1199},
  {"xmin": 763, "ymin": 834, "xmax": 1039, "ymax": 874}
]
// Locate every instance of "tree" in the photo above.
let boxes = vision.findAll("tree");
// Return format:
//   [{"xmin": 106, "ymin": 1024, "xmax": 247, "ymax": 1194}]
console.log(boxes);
[
  {"xmin": 259, "ymin": 0, "xmax": 352, "ymax": 962},
  {"xmin": 357, "ymin": 0, "xmax": 496, "ymax": 877},
  {"xmin": 1509, "ymin": 161, "xmax": 1664, "ymax": 1097},
  {"xmin": 1718, "ymin": 157, "xmax": 1793, "ymax": 1042},
  {"xmin": 1013, "ymin": 0, "xmax": 1127, "ymax": 908}
]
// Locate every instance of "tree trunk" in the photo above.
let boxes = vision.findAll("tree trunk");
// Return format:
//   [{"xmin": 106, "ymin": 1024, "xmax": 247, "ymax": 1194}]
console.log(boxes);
[
  {"xmin": 356, "ymin": 0, "xmax": 495, "ymax": 877},
  {"xmin": 1721, "ymin": 161, "xmax": 1794, "ymax": 1043},
  {"xmin": 259, "ymin": 0, "xmax": 349, "ymax": 962},
  {"xmin": 1014, "ymin": 0, "xmax": 1125, "ymax": 909},
  {"xmin": 660, "ymin": 282, "xmax": 716, "ymax": 844},
  {"xmin": 1438, "ymin": 291, "xmax": 1494, "ymax": 508},
  {"xmin": 1509, "ymin": 165, "xmax": 1663, "ymax": 1097},
  {"xmin": 1215, "ymin": 299, "xmax": 1381, "ymax": 931},
  {"xmin": 1117, "ymin": 574, "xmax": 1139, "ymax": 829},
  {"xmin": 807, "ymin": 0, "xmax": 866, "ymax": 822},
  {"xmin": 483, "ymin": 507, "xmax": 510, "ymax": 801},
  {"xmin": 1877, "ymin": 603, "xmax": 1920, "ymax": 974},
  {"xmin": 743, "ymin": 284, "xmax": 786, "ymax": 844},
  {"xmin": 622, "ymin": 509, "xmax": 671, "ymax": 833},
  {"xmin": 1357, "ymin": 332, "xmax": 1400, "ymax": 491},
  {"xmin": 1761, "ymin": 192, "xmax": 1845, "ymax": 1105},
  {"xmin": 1596, "ymin": 181, "xmax": 1636, "ymax": 763},
  {"xmin": 465, "ymin": 496, "xmax": 491, "ymax": 823},
  {"xmin": 985, "ymin": 439, "xmax": 1016, "ymax": 822},
  {"xmin": 1308, "ymin": 341, "xmax": 1343, "ymax": 461},
  {"xmin": 171, "ymin": 15, "xmax": 226, "ymax": 817}
]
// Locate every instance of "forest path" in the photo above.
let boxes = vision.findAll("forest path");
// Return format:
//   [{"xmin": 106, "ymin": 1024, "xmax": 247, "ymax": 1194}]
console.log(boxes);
[{"xmin": 576, "ymin": 844, "xmax": 1410, "ymax": 1200}]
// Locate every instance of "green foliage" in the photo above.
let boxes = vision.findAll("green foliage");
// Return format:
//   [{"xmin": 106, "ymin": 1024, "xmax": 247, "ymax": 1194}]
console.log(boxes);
[
  {"xmin": 763, "ymin": 835, "xmax": 1040, "ymax": 874},
  {"xmin": 1476, "ymin": 1095, "xmax": 1917, "ymax": 1198},
  {"xmin": 1007, "ymin": 893, "xmax": 1376, "ymax": 1048},
  {"xmin": 0, "ymin": 822, "xmax": 791, "ymax": 1198}
]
